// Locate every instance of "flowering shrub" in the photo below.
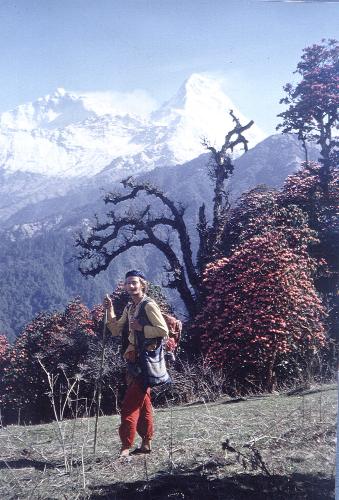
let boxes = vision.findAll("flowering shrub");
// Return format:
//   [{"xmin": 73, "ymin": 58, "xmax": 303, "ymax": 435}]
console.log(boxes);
[
  {"xmin": 195, "ymin": 231, "xmax": 326, "ymax": 391},
  {"xmin": 0, "ymin": 285, "xmax": 177, "ymax": 423},
  {"xmin": 1, "ymin": 299, "xmax": 96, "ymax": 423},
  {"xmin": 222, "ymin": 185, "xmax": 318, "ymax": 256},
  {"xmin": 0, "ymin": 334, "xmax": 9, "ymax": 360},
  {"xmin": 280, "ymin": 162, "xmax": 338, "ymax": 339},
  {"xmin": 279, "ymin": 162, "xmax": 338, "ymax": 221},
  {"xmin": 0, "ymin": 334, "xmax": 10, "ymax": 406}
]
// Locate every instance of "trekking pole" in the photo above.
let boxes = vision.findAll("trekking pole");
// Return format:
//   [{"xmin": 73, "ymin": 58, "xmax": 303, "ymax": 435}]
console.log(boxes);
[{"xmin": 93, "ymin": 307, "xmax": 108, "ymax": 455}]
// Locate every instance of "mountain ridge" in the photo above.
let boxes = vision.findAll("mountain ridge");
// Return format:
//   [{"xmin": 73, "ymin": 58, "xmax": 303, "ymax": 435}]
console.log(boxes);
[
  {"xmin": 0, "ymin": 134, "xmax": 320, "ymax": 340},
  {"xmin": 0, "ymin": 74, "xmax": 265, "ymax": 179}
]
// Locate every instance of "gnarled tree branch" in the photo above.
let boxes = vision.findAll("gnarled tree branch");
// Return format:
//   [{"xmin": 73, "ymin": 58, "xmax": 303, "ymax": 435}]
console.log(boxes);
[
  {"xmin": 198, "ymin": 111, "xmax": 254, "ymax": 267},
  {"xmin": 76, "ymin": 111, "xmax": 253, "ymax": 318}
]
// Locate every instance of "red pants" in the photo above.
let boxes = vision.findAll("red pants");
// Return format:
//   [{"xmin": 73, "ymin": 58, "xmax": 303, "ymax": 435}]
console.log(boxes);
[{"xmin": 119, "ymin": 377, "xmax": 154, "ymax": 448}]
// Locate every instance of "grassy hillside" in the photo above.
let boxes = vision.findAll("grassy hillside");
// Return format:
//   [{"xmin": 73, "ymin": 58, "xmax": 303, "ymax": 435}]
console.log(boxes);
[{"xmin": 0, "ymin": 383, "xmax": 336, "ymax": 499}]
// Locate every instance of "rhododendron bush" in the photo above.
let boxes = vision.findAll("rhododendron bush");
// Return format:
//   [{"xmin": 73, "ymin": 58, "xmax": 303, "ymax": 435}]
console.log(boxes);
[
  {"xmin": 196, "ymin": 231, "xmax": 326, "ymax": 390},
  {"xmin": 222, "ymin": 185, "xmax": 318, "ymax": 256},
  {"xmin": 0, "ymin": 284, "xmax": 176, "ymax": 424},
  {"xmin": 221, "ymin": 163, "xmax": 338, "ymax": 345},
  {"xmin": 1, "ymin": 299, "xmax": 96, "ymax": 422},
  {"xmin": 0, "ymin": 334, "xmax": 9, "ymax": 360},
  {"xmin": 280, "ymin": 162, "xmax": 338, "ymax": 339},
  {"xmin": 280, "ymin": 162, "xmax": 338, "ymax": 231},
  {"xmin": 0, "ymin": 334, "xmax": 10, "ymax": 389}
]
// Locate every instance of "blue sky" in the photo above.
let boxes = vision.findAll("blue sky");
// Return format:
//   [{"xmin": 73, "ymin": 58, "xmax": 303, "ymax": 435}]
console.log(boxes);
[{"xmin": 0, "ymin": 0, "xmax": 337, "ymax": 133}]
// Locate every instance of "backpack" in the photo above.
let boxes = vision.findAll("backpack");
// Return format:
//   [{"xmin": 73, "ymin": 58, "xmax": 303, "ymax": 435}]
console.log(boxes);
[{"xmin": 161, "ymin": 312, "xmax": 182, "ymax": 361}]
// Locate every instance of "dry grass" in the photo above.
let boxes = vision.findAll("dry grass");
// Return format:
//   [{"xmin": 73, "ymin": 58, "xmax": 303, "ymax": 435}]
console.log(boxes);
[{"xmin": 0, "ymin": 383, "xmax": 336, "ymax": 499}]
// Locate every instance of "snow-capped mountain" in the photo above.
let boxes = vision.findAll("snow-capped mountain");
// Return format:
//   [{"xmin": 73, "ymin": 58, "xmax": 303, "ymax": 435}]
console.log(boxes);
[
  {"xmin": 0, "ymin": 88, "xmax": 146, "ymax": 177},
  {"xmin": 0, "ymin": 74, "xmax": 266, "ymax": 178},
  {"xmin": 150, "ymin": 74, "xmax": 263, "ymax": 164}
]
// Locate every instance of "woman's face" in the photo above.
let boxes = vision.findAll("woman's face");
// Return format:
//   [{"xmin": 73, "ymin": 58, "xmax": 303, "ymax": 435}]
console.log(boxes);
[{"xmin": 124, "ymin": 276, "xmax": 143, "ymax": 297}]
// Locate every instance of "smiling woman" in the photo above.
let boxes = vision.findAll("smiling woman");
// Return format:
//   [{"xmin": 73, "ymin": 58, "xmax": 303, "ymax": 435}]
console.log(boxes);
[{"xmin": 103, "ymin": 269, "xmax": 169, "ymax": 458}]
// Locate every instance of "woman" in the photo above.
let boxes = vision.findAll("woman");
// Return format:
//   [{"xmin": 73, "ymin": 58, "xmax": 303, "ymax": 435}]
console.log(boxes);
[{"xmin": 104, "ymin": 270, "xmax": 168, "ymax": 458}]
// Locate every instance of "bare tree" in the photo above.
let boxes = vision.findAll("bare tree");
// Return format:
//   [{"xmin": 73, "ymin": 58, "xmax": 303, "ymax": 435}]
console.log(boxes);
[
  {"xmin": 76, "ymin": 112, "xmax": 253, "ymax": 318},
  {"xmin": 198, "ymin": 110, "xmax": 253, "ymax": 271}
]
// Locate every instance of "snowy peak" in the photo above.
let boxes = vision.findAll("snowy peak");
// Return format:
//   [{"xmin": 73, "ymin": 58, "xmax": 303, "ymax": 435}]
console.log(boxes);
[
  {"xmin": 0, "ymin": 74, "xmax": 266, "ymax": 178},
  {"xmin": 0, "ymin": 88, "xmax": 96, "ymax": 131},
  {"xmin": 151, "ymin": 73, "xmax": 265, "ymax": 163},
  {"xmin": 152, "ymin": 74, "xmax": 237, "ymax": 123},
  {"xmin": 178, "ymin": 73, "xmax": 235, "ymax": 110},
  {"xmin": 35, "ymin": 88, "xmax": 96, "ymax": 129}
]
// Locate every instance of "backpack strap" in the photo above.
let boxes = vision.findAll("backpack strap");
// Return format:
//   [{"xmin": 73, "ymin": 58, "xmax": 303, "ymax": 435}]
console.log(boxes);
[
  {"xmin": 134, "ymin": 297, "xmax": 161, "ymax": 354},
  {"xmin": 135, "ymin": 296, "xmax": 154, "ymax": 327}
]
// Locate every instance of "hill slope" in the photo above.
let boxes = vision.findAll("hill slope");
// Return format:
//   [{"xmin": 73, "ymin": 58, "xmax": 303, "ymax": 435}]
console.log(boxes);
[{"xmin": 0, "ymin": 384, "xmax": 336, "ymax": 499}]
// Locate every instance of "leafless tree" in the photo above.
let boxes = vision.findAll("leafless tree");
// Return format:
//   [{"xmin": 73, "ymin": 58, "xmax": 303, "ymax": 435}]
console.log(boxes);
[{"xmin": 76, "ymin": 111, "xmax": 253, "ymax": 318}]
